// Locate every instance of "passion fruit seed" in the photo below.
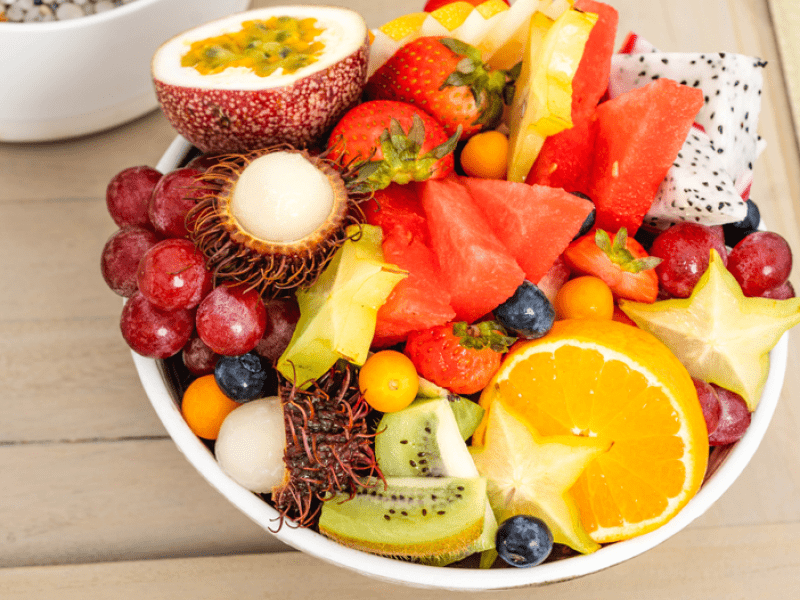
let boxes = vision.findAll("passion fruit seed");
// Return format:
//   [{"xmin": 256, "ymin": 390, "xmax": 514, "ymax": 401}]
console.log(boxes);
[
  {"xmin": 231, "ymin": 151, "xmax": 335, "ymax": 243},
  {"xmin": 181, "ymin": 17, "xmax": 326, "ymax": 78}
]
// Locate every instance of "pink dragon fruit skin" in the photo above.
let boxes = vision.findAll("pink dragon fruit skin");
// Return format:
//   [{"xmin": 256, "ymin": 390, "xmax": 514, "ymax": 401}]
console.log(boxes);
[
  {"xmin": 608, "ymin": 50, "xmax": 766, "ymax": 191},
  {"xmin": 643, "ymin": 126, "xmax": 748, "ymax": 230}
]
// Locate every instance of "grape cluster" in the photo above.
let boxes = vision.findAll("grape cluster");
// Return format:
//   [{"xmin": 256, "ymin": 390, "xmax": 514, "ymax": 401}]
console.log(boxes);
[
  {"xmin": 646, "ymin": 201, "xmax": 794, "ymax": 301},
  {"xmin": 100, "ymin": 161, "xmax": 300, "ymax": 374}
]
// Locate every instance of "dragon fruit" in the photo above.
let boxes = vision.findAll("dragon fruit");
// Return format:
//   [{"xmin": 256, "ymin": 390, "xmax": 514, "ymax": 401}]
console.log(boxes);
[
  {"xmin": 643, "ymin": 126, "xmax": 748, "ymax": 230},
  {"xmin": 608, "ymin": 50, "xmax": 766, "ymax": 189}
]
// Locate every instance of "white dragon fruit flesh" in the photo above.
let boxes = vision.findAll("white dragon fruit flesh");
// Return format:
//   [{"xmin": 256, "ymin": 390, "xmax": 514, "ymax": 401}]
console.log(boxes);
[
  {"xmin": 608, "ymin": 51, "xmax": 766, "ymax": 194},
  {"xmin": 643, "ymin": 126, "xmax": 747, "ymax": 230}
]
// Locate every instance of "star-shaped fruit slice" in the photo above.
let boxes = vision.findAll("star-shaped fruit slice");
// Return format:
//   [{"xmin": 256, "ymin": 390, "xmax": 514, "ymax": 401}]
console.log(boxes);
[
  {"xmin": 620, "ymin": 249, "xmax": 800, "ymax": 410},
  {"xmin": 470, "ymin": 400, "xmax": 609, "ymax": 554}
]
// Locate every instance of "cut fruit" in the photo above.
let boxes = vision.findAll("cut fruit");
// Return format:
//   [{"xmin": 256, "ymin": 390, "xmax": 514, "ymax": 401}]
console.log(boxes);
[
  {"xmin": 476, "ymin": 318, "xmax": 709, "ymax": 543},
  {"xmin": 506, "ymin": 8, "xmax": 598, "ymax": 182},
  {"xmin": 318, "ymin": 476, "xmax": 488, "ymax": 559},
  {"xmin": 376, "ymin": 396, "xmax": 479, "ymax": 478},
  {"xmin": 526, "ymin": 0, "xmax": 618, "ymax": 192},
  {"xmin": 152, "ymin": 6, "xmax": 369, "ymax": 153},
  {"xmin": 471, "ymin": 400, "xmax": 608, "ymax": 553},
  {"xmin": 420, "ymin": 178, "xmax": 525, "ymax": 323},
  {"xmin": 459, "ymin": 177, "xmax": 594, "ymax": 284},
  {"xmin": 619, "ymin": 250, "xmax": 800, "ymax": 410},
  {"xmin": 587, "ymin": 78, "xmax": 704, "ymax": 234},
  {"xmin": 416, "ymin": 377, "xmax": 486, "ymax": 440},
  {"xmin": 368, "ymin": 0, "xmax": 510, "ymax": 76},
  {"xmin": 276, "ymin": 224, "xmax": 406, "ymax": 385}
]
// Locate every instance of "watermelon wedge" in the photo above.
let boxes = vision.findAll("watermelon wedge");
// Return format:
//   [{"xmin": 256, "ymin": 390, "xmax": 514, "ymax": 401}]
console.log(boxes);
[
  {"xmin": 373, "ymin": 230, "xmax": 455, "ymax": 347},
  {"xmin": 362, "ymin": 182, "xmax": 429, "ymax": 244},
  {"xmin": 459, "ymin": 177, "xmax": 594, "ymax": 284},
  {"xmin": 420, "ymin": 178, "xmax": 525, "ymax": 323},
  {"xmin": 588, "ymin": 78, "xmax": 704, "ymax": 233}
]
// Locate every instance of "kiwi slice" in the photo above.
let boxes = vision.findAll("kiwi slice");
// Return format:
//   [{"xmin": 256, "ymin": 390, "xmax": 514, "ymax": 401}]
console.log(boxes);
[
  {"xmin": 318, "ymin": 476, "xmax": 487, "ymax": 558},
  {"xmin": 375, "ymin": 397, "xmax": 477, "ymax": 478},
  {"xmin": 416, "ymin": 378, "xmax": 485, "ymax": 440}
]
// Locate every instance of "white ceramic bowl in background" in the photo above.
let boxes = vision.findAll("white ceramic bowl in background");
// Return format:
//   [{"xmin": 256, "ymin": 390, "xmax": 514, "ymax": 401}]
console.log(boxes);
[
  {"xmin": 0, "ymin": 0, "xmax": 250, "ymax": 143},
  {"xmin": 130, "ymin": 135, "xmax": 791, "ymax": 590}
]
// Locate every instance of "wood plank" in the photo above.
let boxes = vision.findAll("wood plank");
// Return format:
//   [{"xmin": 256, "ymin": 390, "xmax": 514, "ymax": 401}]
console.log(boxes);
[
  {"xmin": 0, "ymin": 440, "xmax": 288, "ymax": 568},
  {"xmin": 1, "ymin": 522, "xmax": 798, "ymax": 599},
  {"xmin": 0, "ymin": 317, "xmax": 164, "ymax": 442},
  {"xmin": 769, "ymin": 0, "xmax": 800, "ymax": 148},
  {"xmin": 0, "ymin": 197, "xmax": 121, "ymax": 322}
]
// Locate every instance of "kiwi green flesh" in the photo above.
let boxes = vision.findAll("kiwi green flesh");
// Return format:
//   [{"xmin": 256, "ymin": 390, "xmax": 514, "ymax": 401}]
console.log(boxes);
[
  {"xmin": 318, "ymin": 476, "xmax": 487, "ymax": 558},
  {"xmin": 375, "ymin": 397, "xmax": 477, "ymax": 478},
  {"xmin": 416, "ymin": 378, "xmax": 485, "ymax": 441}
]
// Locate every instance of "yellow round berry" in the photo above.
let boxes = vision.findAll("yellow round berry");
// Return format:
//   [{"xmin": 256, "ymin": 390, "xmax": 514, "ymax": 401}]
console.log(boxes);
[
  {"xmin": 181, "ymin": 374, "xmax": 240, "ymax": 440},
  {"xmin": 460, "ymin": 130, "xmax": 509, "ymax": 179},
  {"xmin": 358, "ymin": 350, "xmax": 419, "ymax": 413},
  {"xmin": 554, "ymin": 276, "xmax": 615, "ymax": 321}
]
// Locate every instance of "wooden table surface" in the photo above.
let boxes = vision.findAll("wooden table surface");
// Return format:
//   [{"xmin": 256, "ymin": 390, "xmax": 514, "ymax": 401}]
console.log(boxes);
[{"xmin": 2, "ymin": 0, "xmax": 799, "ymax": 597}]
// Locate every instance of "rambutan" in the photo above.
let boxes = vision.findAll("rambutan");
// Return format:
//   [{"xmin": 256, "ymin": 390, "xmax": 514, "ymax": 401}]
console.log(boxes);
[{"xmin": 271, "ymin": 360, "xmax": 383, "ymax": 529}]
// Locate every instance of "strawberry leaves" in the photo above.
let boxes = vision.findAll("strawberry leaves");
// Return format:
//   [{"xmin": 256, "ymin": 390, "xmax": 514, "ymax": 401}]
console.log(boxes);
[{"xmin": 595, "ymin": 228, "xmax": 662, "ymax": 273}]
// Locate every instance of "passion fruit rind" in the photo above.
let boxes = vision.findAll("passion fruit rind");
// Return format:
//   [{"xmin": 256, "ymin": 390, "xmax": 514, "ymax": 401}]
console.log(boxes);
[{"xmin": 188, "ymin": 146, "xmax": 369, "ymax": 299}]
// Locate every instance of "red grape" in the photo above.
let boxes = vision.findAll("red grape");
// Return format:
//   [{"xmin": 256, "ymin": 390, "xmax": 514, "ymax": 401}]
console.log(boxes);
[
  {"xmin": 182, "ymin": 333, "xmax": 220, "ymax": 376},
  {"xmin": 708, "ymin": 384, "xmax": 751, "ymax": 445},
  {"xmin": 148, "ymin": 167, "xmax": 207, "ymax": 239},
  {"xmin": 254, "ymin": 297, "xmax": 301, "ymax": 364},
  {"xmin": 106, "ymin": 166, "xmax": 162, "ymax": 229},
  {"xmin": 196, "ymin": 286, "xmax": 267, "ymax": 356},
  {"xmin": 101, "ymin": 227, "xmax": 160, "ymax": 297},
  {"xmin": 761, "ymin": 280, "xmax": 796, "ymax": 299},
  {"xmin": 137, "ymin": 239, "xmax": 212, "ymax": 310},
  {"xmin": 649, "ymin": 222, "xmax": 728, "ymax": 298},
  {"xmin": 186, "ymin": 153, "xmax": 224, "ymax": 171},
  {"xmin": 120, "ymin": 292, "xmax": 194, "ymax": 358},
  {"xmin": 692, "ymin": 378, "xmax": 722, "ymax": 438},
  {"xmin": 727, "ymin": 231, "xmax": 792, "ymax": 297}
]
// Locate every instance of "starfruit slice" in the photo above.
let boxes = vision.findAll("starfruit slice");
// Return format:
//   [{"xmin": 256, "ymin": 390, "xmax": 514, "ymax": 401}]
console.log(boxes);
[
  {"xmin": 277, "ymin": 224, "xmax": 406, "ymax": 385},
  {"xmin": 620, "ymin": 250, "xmax": 800, "ymax": 410},
  {"xmin": 506, "ymin": 7, "xmax": 597, "ymax": 182}
]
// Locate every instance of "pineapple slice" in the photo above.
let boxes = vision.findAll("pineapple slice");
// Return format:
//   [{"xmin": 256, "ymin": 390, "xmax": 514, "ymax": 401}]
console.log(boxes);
[{"xmin": 506, "ymin": 8, "xmax": 597, "ymax": 182}]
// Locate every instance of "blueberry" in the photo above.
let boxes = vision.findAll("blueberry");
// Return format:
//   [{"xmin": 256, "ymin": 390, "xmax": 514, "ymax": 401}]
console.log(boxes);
[
  {"xmin": 214, "ymin": 352, "xmax": 270, "ymax": 402},
  {"xmin": 571, "ymin": 192, "xmax": 596, "ymax": 240},
  {"xmin": 496, "ymin": 515, "xmax": 554, "ymax": 568},
  {"xmin": 723, "ymin": 198, "xmax": 761, "ymax": 247},
  {"xmin": 494, "ymin": 281, "xmax": 554, "ymax": 339}
]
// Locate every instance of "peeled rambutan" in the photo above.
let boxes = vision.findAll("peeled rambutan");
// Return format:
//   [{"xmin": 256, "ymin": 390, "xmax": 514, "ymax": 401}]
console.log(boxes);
[{"xmin": 188, "ymin": 145, "xmax": 367, "ymax": 299}]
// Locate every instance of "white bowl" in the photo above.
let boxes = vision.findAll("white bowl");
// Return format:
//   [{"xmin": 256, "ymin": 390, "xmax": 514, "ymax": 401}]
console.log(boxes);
[
  {"xmin": 132, "ymin": 136, "xmax": 789, "ymax": 591},
  {"xmin": 0, "ymin": 0, "xmax": 250, "ymax": 143}
]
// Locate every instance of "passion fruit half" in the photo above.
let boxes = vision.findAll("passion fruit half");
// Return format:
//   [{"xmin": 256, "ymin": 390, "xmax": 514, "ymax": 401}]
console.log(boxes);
[
  {"xmin": 189, "ymin": 146, "xmax": 364, "ymax": 298},
  {"xmin": 152, "ymin": 6, "xmax": 369, "ymax": 153}
]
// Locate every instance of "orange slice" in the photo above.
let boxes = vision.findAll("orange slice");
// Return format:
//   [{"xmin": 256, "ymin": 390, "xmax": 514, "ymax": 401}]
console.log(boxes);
[{"xmin": 476, "ymin": 319, "xmax": 709, "ymax": 543}]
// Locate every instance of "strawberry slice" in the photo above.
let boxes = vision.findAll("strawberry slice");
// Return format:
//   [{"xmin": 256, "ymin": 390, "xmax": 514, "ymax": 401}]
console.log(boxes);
[{"xmin": 563, "ymin": 228, "xmax": 661, "ymax": 303}]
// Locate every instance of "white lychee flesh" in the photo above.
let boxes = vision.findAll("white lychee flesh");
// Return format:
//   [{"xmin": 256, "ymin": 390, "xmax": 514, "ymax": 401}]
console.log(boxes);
[
  {"xmin": 215, "ymin": 396, "xmax": 286, "ymax": 494},
  {"xmin": 232, "ymin": 151, "xmax": 335, "ymax": 243}
]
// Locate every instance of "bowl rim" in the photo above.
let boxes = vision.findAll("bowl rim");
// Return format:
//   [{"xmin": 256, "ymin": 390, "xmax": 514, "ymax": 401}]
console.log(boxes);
[{"xmin": 132, "ymin": 135, "xmax": 790, "ymax": 591}]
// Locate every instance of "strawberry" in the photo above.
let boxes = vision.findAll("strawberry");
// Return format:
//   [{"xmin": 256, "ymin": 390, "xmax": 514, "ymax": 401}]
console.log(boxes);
[
  {"xmin": 365, "ymin": 37, "xmax": 512, "ymax": 138},
  {"xmin": 326, "ymin": 100, "xmax": 458, "ymax": 192},
  {"xmin": 563, "ymin": 228, "xmax": 662, "ymax": 303},
  {"xmin": 404, "ymin": 320, "xmax": 515, "ymax": 395}
]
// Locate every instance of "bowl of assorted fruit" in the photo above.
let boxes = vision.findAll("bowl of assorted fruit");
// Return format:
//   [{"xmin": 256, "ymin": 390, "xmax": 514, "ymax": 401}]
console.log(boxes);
[
  {"xmin": 100, "ymin": 0, "xmax": 799, "ymax": 590},
  {"xmin": 0, "ymin": 0, "xmax": 250, "ymax": 142}
]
